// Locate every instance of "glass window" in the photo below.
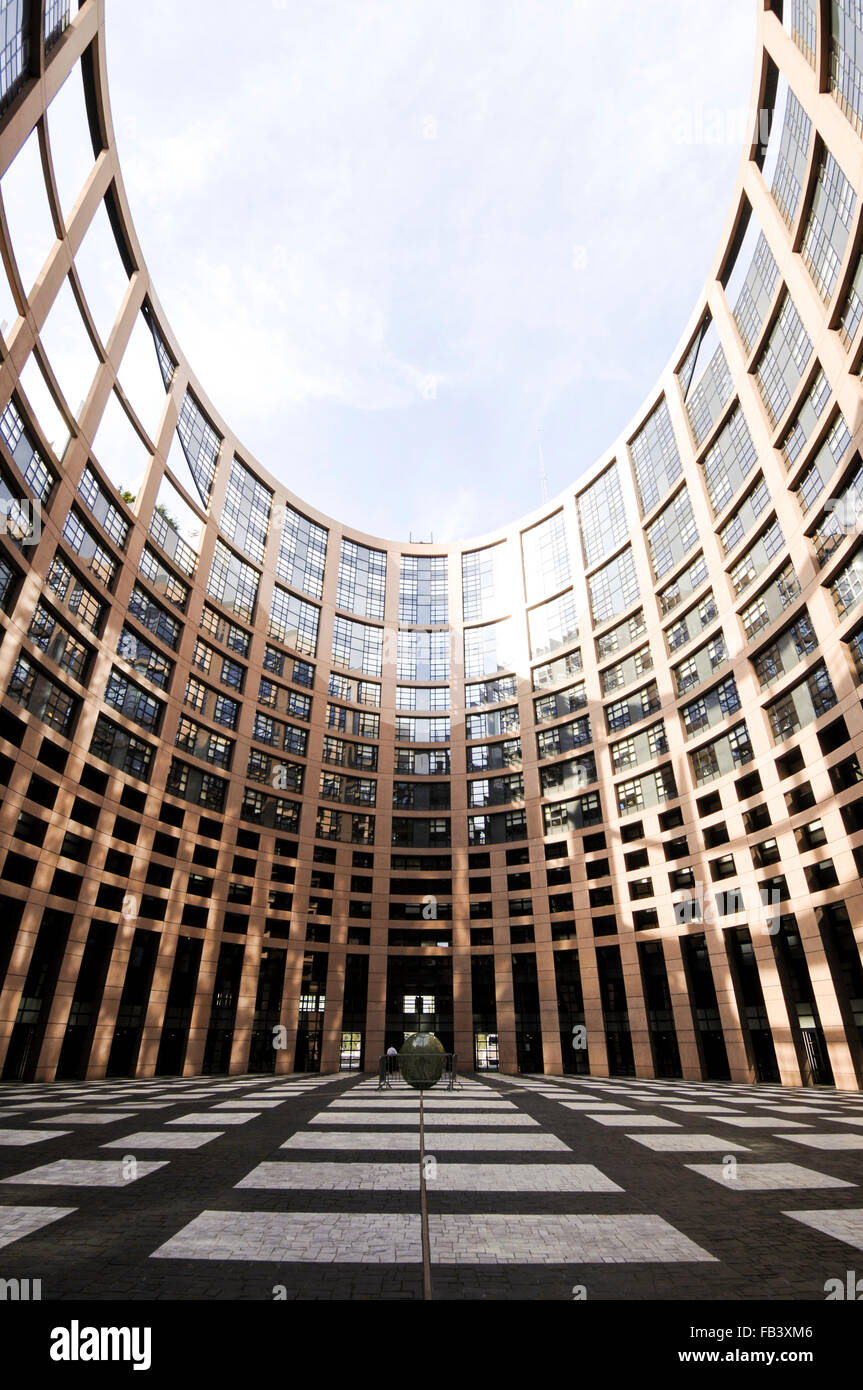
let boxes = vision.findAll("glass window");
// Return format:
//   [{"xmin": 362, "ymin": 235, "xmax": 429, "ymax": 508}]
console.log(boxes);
[
  {"xmin": 274, "ymin": 503, "xmax": 327, "ymax": 599},
  {"xmin": 768, "ymin": 82, "xmax": 812, "ymax": 225},
  {"xmin": 628, "ymin": 398, "xmax": 682, "ymax": 514},
  {"xmin": 464, "ymin": 620, "xmax": 513, "ymax": 679},
  {"xmin": 396, "ymin": 629, "xmax": 449, "ymax": 682},
  {"xmin": 64, "ymin": 511, "xmax": 118, "ymax": 590},
  {"xmin": 801, "ymin": 149, "xmax": 856, "ymax": 300},
  {"xmin": 77, "ymin": 465, "xmax": 129, "ymax": 549},
  {"xmin": 115, "ymin": 623, "xmax": 171, "ymax": 690},
  {"xmin": 200, "ymin": 603, "xmax": 250, "ymax": 655},
  {"xmin": 399, "ymin": 554, "xmax": 448, "ymax": 625},
  {"xmin": 645, "ymin": 486, "xmax": 699, "ymax": 579},
  {"xmin": 700, "ymin": 407, "xmax": 757, "ymax": 514},
  {"xmin": 105, "ymin": 666, "xmax": 162, "ymax": 731},
  {"xmin": 337, "ymin": 538, "xmax": 386, "ymax": 620},
  {"xmin": 588, "ymin": 548, "xmax": 639, "ymax": 626},
  {"xmin": 176, "ymin": 391, "xmax": 221, "ymax": 506},
  {"xmin": 830, "ymin": 1, "xmax": 863, "ymax": 135},
  {"xmin": 462, "ymin": 544, "xmax": 506, "ymax": 622},
  {"xmin": 528, "ymin": 591, "xmax": 579, "ymax": 659},
  {"xmin": 679, "ymin": 315, "xmax": 733, "ymax": 447},
  {"xmin": 728, "ymin": 222, "xmax": 779, "ymax": 353},
  {"xmin": 206, "ymin": 539, "xmax": 260, "ymax": 622},
  {"xmin": 755, "ymin": 292, "xmax": 812, "ymax": 424},
  {"xmin": 577, "ymin": 463, "xmax": 628, "ymax": 567},
  {"xmin": 220, "ymin": 456, "xmax": 272, "ymax": 564},
  {"xmin": 47, "ymin": 553, "xmax": 106, "ymax": 636},
  {"xmin": 522, "ymin": 510, "xmax": 571, "ymax": 603},
  {"xmin": 28, "ymin": 601, "xmax": 91, "ymax": 680},
  {"xmin": 269, "ymin": 585, "xmax": 320, "ymax": 657}
]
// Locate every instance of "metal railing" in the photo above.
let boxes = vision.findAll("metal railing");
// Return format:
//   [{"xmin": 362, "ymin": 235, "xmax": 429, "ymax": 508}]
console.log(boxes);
[{"xmin": 377, "ymin": 1053, "xmax": 462, "ymax": 1090}]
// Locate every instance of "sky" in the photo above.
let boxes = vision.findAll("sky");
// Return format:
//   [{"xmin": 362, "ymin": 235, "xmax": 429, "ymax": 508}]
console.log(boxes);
[{"xmin": 104, "ymin": 0, "xmax": 757, "ymax": 545}]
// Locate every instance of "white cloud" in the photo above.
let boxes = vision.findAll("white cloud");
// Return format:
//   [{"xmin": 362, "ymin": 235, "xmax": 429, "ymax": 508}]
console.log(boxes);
[{"xmin": 120, "ymin": 119, "xmax": 230, "ymax": 206}]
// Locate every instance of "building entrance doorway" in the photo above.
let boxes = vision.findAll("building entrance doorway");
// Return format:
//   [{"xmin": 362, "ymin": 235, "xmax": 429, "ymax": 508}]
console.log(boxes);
[
  {"xmin": 385, "ymin": 955, "xmax": 453, "ymax": 1055},
  {"xmin": 475, "ymin": 1032, "xmax": 499, "ymax": 1069}
]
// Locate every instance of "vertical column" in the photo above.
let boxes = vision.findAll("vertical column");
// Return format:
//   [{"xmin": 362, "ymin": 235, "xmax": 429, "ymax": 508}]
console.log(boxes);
[
  {"xmin": 494, "ymin": 940, "xmax": 517, "ymax": 1074},
  {"xmin": 181, "ymin": 932, "xmax": 222, "ymax": 1075},
  {"xmin": 797, "ymin": 902, "xmax": 858, "ymax": 1088},
  {"xmin": 0, "ymin": 902, "xmax": 41, "ymax": 1073},
  {"xmin": 662, "ymin": 934, "xmax": 703, "ymax": 1080},
  {"xmin": 136, "ymin": 928, "xmax": 179, "ymax": 1077},
  {"xmin": 86, "ymin": 917, "xmax": 138, "ymax": 1078},
  {"xmin": 579, "ymin": 942, "xmax": 609, "ymax": 1078},
  {"xmin": 451, "ymin": 944, "xmax": 473, "ymax": 1073},
  {"xmin": 536, "ymin": 935, "xmax": 563, "ymax": 1075},
  {"xmin": 34, "ymin": 912, "xmax": 94, "ymax": 1079},
  {"xmin": 274, "ymin": 943, "xmax": 305, "ymax": 1075},
  {"xmin": 750, "ymin": 929, "xmax": 804, "ymax": 1085},
  {"xmin": 320, "ymin": 946, "xmax": 346, "ymax": 1074},
  {"xmin": 229, "ymin": 930, "xmax": 262, "ymax": 1074},
  {"xmin": 617, "ymin": 936, "xmax": 653, "ymax": 1078},
  {"xmin": 364, "ymin": 941, "xmax": 387, "ymax": 1068}
]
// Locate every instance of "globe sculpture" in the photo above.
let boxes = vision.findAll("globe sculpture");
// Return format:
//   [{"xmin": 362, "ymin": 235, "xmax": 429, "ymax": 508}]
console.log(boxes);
[{"xmin": 398, "ymin": 1033, "xmax": 446, "ymax": 1090}]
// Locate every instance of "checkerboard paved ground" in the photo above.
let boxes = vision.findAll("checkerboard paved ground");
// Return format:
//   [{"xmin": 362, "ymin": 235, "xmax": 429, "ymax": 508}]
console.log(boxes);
[{"xmin": 1, "ymin": 1070, "xmax": 862, "ymax": 1300}]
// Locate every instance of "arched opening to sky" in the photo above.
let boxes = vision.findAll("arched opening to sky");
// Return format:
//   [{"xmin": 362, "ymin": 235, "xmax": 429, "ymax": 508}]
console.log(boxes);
[{"xmin": 107, "ymin": 0, "xmax": 756, "ymax": 542}]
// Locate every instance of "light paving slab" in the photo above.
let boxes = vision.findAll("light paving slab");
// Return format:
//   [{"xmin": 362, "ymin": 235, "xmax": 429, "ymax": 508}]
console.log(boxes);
[
  {"xmin": 760, "ymin": 1106, "xmax": 833, "ymax": 1116},
  {"xmin": 101, "ymin": 1131, "xmax": 224, "ymax": 1150},
  {"xmin": 0, "ymin": 1129, "xmax": 71, "ymax": 1145},
  {"xmin": 240, "ymin": 1090, "xmax": 312, "ymax": 1098},
  {"xmin": 684, "ymin": 1163, "xmax": 854, "ymax": 1191},
  {"xmin": 326, "ymin": 1103, "xmax": 512, "ymax": 1114},
  {"xmin": 427, "ymin": 1163, "xmax": 622, "ymax": 1193},
  {"xmin": 167, "ymin": 1112, "xmax": 260, "ymax": 1126},
  {"xmin": 281, "ymin": 1132, "xmax": 421, "ymax": 1150},
  {"xmin": 116, "ymin": 1102, "xmax": 175, "ymax": 1110},
  {"xmin": 427, "ymin": 1214, "xmax": 717, "ymax": 1264},
  {"xmin": 628, "ymin": 1134, "xmax": 751, "ymax": 1152},
  {"xmin": 308, "ymin": 1114, "xmax": 418, "ymax": 1126},
  {"xmin": 162, "ymin": 1090, "xmax": 225, "ymax": 1098},
  {"xmin": 1, "ymin": 1101, "xmax": 82, "ymax": 1110},
  {"xmin": 559, "ymin": 1102, "xmax": 633, "ymax": 1112},
  {"xmin": 412, "ymin": 1100, "xmax": 513, "ymax": 1108},
  {"xmin": 709, "ymin": 1116, "xmax": 810, "ymax": 1129},
  {"xmin": 151, "ymin": 1211, "xmax": 423, "ymax": 1263},
  {"xmin": 308, "ymin": 1111, "xmax": 538, "ymax": 1127},
  {"xmin": 237, "ymin": 1162, "xmax": 420, "ymax": 1191},
  {"xmin": 326, "ymin": 1098, "xmax": 419, "ymax": 1107},
  {"xmin": 0, "ymin": 1205, "xmax": 76, "ymax": 1249},
  {"xmin": 785, "ymin": 1209, "xmax": 863, "ymax": 1252},
  {"xmin": 33, "ymin": 1112, "xmax": 136, "ymax": 1125},
  {"xmin": 781, "ymin": 1133, "xmax": 863, "ymax": 1150},
  {"xmin": 211, "ymin": 1100, "xmax": 285, "ymax": 1110},
  {"xmin": 240, "ymin": 1093, "xmax": 301, "ymax": 1101},
  {"xmin": 588, "ymin": 1114, "xmax": 680, "ymax": 1128},
  {"xmin": 424, "ymin": 1114, "xmax": 540, "ymax": 1127},
  {"xmin": 415, "ymin": 1131, "xmax": 571, "ymax": 1150},
  {"xmin": 1, "ymin": 1159, "xmax": 168, "ymax": 1186},
  {"xmin": 662, "ymin": 1104, "xmax": 743, "ymax": 1113},
  {"xmin": 282, "ymin": 1131, "xmax": 570, "ymax": 1151}
]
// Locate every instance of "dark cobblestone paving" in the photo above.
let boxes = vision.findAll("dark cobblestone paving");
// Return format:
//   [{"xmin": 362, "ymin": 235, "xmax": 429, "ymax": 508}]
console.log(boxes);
[{"xmin": 0, "ymin": 1071, "xmax": 861, "ymax": 1301}]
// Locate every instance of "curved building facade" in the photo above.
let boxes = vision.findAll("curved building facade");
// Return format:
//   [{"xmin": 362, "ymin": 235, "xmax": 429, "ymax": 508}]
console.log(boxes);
[{"xmin": 0, "ymin": 1, "xmax": 861, "ymax": 1085}]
